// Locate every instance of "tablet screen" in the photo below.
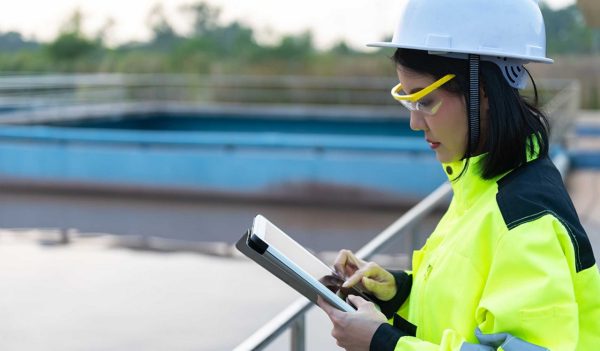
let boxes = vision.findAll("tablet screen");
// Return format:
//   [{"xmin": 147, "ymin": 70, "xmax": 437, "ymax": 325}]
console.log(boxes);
[
  {"xmin": 252, "ymin": 215, "xmax": 371, "ymax": 302},
  {"xmin": 253, "ymin": 215, "xmax": 332, "ymax": 281}
]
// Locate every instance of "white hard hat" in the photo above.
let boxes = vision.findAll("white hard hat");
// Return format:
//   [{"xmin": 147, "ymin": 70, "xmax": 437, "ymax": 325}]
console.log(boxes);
[{"xmin": 369, "ymin": 0, "xmax": 553, "ymax": 89}]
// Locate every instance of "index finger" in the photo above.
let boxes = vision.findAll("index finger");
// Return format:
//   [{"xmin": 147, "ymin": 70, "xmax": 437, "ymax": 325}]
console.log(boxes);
[
  {"xmin": 342, "ymin": 263, "xmax": 378, "ymax": 288},
  {"xmin": 333, "ymin": 250, "xmax": 360, "ymax": 277}
]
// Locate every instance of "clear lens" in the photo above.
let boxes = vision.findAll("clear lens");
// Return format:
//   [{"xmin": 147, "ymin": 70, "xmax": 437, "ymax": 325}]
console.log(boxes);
[
  {"xmin": 398, "ymin": 98, "xmax": 443, "ymax": 116},
  {"xmin": 390, "ymin": 74, "xmax": 454, "ymax": 116}
]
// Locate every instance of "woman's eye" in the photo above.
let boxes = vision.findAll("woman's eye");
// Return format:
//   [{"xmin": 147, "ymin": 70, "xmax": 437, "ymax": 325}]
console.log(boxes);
[{"xmin": 417, "ymin": 99, "xmax": 434, "ymax": 108}]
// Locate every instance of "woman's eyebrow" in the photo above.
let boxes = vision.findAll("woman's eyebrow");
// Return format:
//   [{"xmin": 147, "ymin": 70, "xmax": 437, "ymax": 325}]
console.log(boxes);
[{"xmin": 409, "ymin": 87, "xmax": 425, "ymax": 94}]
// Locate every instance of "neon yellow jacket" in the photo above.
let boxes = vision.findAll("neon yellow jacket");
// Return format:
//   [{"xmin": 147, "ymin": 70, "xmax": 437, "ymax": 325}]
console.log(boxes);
[{"xmin": 371, "ymin": 155, "xmax": 600, "ymax": 351}]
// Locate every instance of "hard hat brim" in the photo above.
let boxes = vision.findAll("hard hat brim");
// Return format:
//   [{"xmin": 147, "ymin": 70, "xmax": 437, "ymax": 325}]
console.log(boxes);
[{"xmin": 366, "ymin": 41, "xmax": 554, "ymax": 64}]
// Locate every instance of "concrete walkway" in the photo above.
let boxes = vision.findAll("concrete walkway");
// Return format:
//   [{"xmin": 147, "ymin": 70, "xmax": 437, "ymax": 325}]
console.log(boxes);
[{"xmin": 0, "ymin": 232, "xmax": 304, "ymax": 351}]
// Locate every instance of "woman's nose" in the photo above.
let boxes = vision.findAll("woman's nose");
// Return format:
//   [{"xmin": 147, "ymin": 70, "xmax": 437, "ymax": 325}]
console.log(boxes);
[{"xmin": 409, "ymin": 111, "xmax": 428, "ymax": 131}]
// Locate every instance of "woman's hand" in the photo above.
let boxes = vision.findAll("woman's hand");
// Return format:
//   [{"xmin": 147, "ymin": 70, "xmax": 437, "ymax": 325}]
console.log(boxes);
[
  {"xmin": 334, "ymin": 250, "xmax": 397, "ymax": 301},
  {"xmin": 318, "ymin": 295, "xmax": 387, "ymax": 351}
]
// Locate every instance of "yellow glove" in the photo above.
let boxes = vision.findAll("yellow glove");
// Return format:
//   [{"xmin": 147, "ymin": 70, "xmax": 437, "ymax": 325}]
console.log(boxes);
[{"xmin": 333, "ymin": 249, "xmax": 397, "ymax": 301}]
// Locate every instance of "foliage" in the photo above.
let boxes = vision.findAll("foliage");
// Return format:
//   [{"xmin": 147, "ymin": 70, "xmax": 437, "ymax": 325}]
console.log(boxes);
[
  {"xmin": 145, "ymin": 4, "xmax": 184, "ymax": 51},
  {"xmin": 183, "ymin": 2, "xmax": 221, "ymax": 36},
  {"xmin": 0, "ymin": 32, "xmax": 39, "ymax": 51},
  {"xmin": 541, "ymin": 4, "xmax": 599, "ymax": 54},
  {"xmin": 0, "ymin": 1, "xmax": 597, "ymax": 75},
  {"xmin": 46, "ymin": 9, "xmax": 100, "ymax": 62},
  {"xmin": 46, "ymin": 33, "xmax": 98, "ymax": 62}
]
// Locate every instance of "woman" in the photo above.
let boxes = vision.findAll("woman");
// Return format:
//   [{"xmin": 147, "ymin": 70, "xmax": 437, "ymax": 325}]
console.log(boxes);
[{"xmin": 317, "ymin": 0, "xmax": 600, "ymax": 350}]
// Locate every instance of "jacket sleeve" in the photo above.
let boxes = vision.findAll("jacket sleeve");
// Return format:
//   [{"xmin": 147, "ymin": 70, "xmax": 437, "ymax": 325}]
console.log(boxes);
[{"xmin": 374, "ymin": 213, "xmax": 580, "ymax": 351}]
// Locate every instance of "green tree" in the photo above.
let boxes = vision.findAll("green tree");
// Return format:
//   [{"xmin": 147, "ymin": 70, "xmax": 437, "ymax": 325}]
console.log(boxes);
[
  {"xmin": 268, "ymin": 31, "xmax": 315, "ymax": 60},
  {"xmin": 0, "ymin": 31, "xmax": 39, "ymax": 51},
  {"xmin": 182, "ymin": 1, "xmax": 221, "ymax": 36},
  {"xmin": 329, "ymin": 41, "xmax": 356, "ymax": 55},
  {"xmin": 541, "ymin": 3, "xmax": 597, "ymax": 54},
  {"xmin": 46, "ymin": 9, "xmax": 99, "ymax": 61},
  {"xmin": 174, "ymin": 2, "xmax": 261, "ymax": 65},
  {"xmin": 146, "ymin": 3, "xmax": 182, "ymax": 50}
]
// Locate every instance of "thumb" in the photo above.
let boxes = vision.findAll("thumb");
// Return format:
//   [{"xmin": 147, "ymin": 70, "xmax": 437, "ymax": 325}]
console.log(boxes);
[
  {"xmin": 347, "ymin": 294, "xmax": 369, "ymax": 309},
  {"xmin": 317, "ymin": 296, "xmax": 334, "ymax": 314},
  {"xmin": 317, "ymin": 296, "xmax": 344, "ymax": 321}
]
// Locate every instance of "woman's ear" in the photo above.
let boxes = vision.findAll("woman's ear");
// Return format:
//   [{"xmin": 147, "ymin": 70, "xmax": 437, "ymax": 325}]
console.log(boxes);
[
  {"xmin": 476, "ymin": 85, "xmax": 490, "ymax": 154},
  {"xmin": 480, "ymin": 86, "xmax": 489, "ymax": 115}
]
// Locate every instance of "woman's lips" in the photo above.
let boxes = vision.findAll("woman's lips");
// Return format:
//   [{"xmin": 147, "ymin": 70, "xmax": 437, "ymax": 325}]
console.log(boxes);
[{"xmin": 427, "ymin": 139, "xmax": 441, "ymax": 149}]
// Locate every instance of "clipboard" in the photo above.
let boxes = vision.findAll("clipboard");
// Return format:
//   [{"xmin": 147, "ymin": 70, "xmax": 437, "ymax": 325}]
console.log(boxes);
[{"xmin": 236, "ymin": 214, "xmax": 370, "ymax": 312}]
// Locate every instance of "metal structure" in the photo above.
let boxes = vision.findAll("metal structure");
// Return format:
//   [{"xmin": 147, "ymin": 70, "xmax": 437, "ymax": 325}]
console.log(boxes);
[
  {"xmin": 0, "ymin": 75, "xmax": 579, "ymax": 208},
  {"xmin": 542, "ymin": 79, "xmax": 582, "ymax": 145},
  {"xmin": 0, "ymin": 74, "xmax": 398, "ymax": 113},
  {"xmin": 0, "ymin": 74, "xmax": 578, "ymax": 119}
]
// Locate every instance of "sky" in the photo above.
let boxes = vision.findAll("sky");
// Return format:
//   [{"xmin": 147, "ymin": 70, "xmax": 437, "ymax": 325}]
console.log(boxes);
[{"xmin": 0, "ymin": 0, "xmax": 576, "ymax": 50}]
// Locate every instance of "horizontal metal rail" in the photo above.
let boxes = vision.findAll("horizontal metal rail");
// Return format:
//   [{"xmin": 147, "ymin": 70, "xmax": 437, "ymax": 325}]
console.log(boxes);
[
  {"xmin": 0, "ymin": 74, "xmax": 395, "ymax": 90},
  {"xmin": 0, "ymin": 74, "xmax": 578, "ymax": 114},
  {"xmin": 0, "ymin": 74, "xmax": 398, "ymax": 110}
]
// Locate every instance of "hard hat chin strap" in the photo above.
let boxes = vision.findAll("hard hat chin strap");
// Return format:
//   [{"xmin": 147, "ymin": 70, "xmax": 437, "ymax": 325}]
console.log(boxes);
[{"xmin": 467, "ymin": 54, "xmax": 481, "ymax": 157}]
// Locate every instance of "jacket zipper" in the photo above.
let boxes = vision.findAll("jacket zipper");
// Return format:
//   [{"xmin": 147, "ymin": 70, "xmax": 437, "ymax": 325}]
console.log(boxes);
[{"xmin": 418, "ymin": 262, "xmax": 433, "ymax": 339}]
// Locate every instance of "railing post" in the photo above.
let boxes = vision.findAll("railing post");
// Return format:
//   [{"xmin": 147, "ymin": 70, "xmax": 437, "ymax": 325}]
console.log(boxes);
[
  {"xmin": 406, "ymin": 224, "xmax": 421, "ymax": 255},
  {"xmin": 290, "ymin": 315, "xmax": 306, "ymax": 351}
]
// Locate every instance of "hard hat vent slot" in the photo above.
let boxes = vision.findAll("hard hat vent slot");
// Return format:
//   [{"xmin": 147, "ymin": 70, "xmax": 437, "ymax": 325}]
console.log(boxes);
[
  {"xmin": 504, "ymin": 66, "xmax": 517, "ymax": 84},
  {"xmin": 498, "ymin": 62, "xmax": 527, "ymax": 89}
]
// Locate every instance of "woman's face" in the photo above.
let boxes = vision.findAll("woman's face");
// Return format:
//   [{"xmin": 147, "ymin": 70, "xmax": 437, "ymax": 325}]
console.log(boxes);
[{"xmin": 396, "ymin": 66, "xmax": 469, "ymax": 164}]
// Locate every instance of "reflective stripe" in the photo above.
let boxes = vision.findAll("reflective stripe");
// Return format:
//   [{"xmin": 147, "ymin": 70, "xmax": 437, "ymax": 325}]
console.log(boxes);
[
  {"xmin": 460, "ymin": 328, "xmax": 549, "ymax": 351},
  {"xmin": 460, "ymin": 343, "xmax": 493, "ymax": 351}
]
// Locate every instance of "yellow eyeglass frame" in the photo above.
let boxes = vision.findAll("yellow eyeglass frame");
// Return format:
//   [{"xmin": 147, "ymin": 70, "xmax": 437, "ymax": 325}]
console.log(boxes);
[{"xmin": 391, "ymin": 74, "xmax": 456, "ymax": 102}]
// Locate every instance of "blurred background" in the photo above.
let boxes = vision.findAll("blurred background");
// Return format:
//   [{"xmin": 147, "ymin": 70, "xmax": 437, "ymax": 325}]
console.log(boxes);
[{"xmin": 0, "ymin": 0, "xmax": 598, "ymax": 350}]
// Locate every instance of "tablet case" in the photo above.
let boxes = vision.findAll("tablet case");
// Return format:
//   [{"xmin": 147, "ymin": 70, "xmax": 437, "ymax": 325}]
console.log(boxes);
[{"xmin": 236, "ymin": 230, "xmax": 329, "ymax": 307}]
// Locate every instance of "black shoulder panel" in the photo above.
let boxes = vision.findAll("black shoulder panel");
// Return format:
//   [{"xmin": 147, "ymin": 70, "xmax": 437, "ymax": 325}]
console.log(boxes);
[{"xmin": 496, "ymin": 157, "xmax": 595, "ymax": 272}]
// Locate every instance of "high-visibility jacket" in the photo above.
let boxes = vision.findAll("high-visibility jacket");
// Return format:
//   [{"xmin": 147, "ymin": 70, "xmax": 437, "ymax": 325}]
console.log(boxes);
[{"xmin": 371, "ymin": 154, "xmax": 600, "ymax": 351}]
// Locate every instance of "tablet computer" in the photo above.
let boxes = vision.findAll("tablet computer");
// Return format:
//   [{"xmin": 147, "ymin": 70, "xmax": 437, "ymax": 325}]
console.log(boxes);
[{"xmin": 236, "ymin": 214, "xmax": 370, "ymax": 312}]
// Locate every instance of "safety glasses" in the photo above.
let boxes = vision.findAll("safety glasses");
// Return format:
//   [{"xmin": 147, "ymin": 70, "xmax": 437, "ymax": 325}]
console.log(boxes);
[{"xmin": 391, "ymin": 74, "xmax": 456, "ymax": 115}]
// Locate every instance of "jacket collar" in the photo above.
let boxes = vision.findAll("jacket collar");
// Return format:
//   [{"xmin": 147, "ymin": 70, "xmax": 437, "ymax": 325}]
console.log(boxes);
[
  {"xmin": 442, "ymin": 134, "xmax": 540, "ymax": 211},
  {"xmin": 442, "ymin": 154, "xmax": 495, "ymax": 213},
  {"xmin": 442, "ymin": 135, "xmax": 542, "ymax": 212}
]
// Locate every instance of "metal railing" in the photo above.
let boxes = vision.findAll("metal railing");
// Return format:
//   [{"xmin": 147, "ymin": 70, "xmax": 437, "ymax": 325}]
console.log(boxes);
[
  {"xmin": 541, "ymin": 79, "xmax": 582, "ymax": 145},
  {"xmin": 0, "ymin": 73, "xmax": 398, "ymax": 111},
  {"xmin": 0, "ymin": 74, "xmax": 581, "ymax": 117},
  {"xmin": 0, "ymin": 73, "xmax": 409, "ymax": 125}
]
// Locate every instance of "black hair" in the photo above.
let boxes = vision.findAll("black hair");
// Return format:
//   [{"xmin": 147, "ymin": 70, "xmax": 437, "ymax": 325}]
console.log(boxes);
[{"xmin": 392, "ymin": 48, "xmax": 550, "ymax": 180}]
